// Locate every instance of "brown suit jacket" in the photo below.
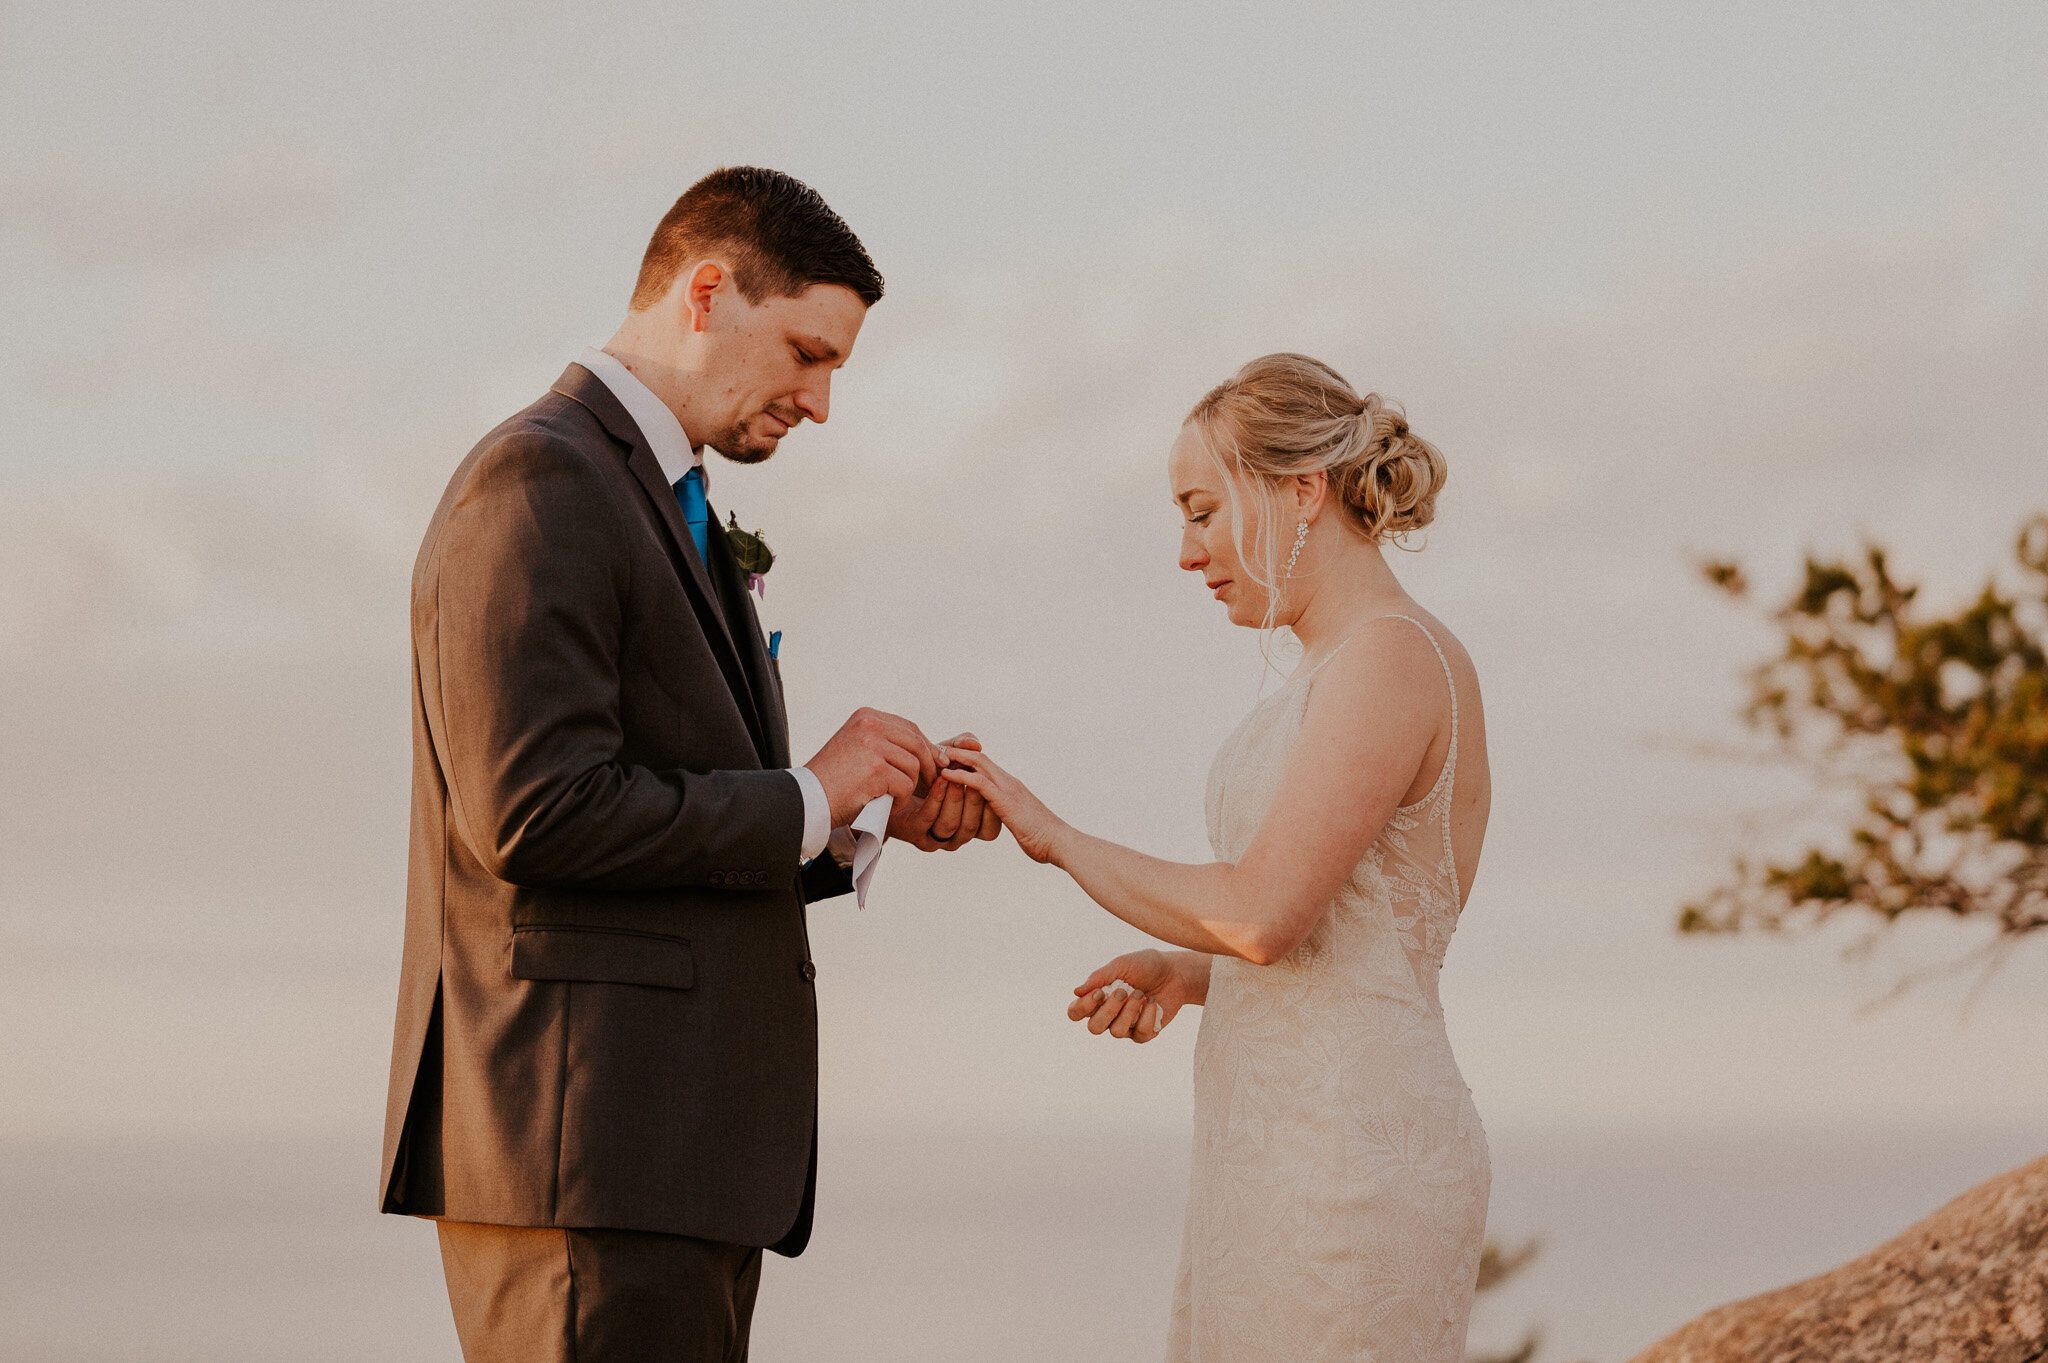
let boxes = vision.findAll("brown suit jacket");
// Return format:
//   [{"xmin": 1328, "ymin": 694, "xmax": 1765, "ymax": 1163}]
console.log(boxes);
[{"xmin": 379, "ymin": 363, "xmax": 853, "ymax": 1255}]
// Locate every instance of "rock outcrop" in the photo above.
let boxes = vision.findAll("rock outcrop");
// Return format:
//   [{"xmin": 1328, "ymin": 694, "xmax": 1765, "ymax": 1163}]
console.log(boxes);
[{"xmin": 1631, "ymin": 1151, "xmax": 2048, "ymax": 1363}]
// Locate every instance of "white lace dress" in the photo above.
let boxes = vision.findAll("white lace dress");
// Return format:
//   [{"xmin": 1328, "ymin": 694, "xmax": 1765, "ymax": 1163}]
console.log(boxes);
[{"xmin": 1166, "ymin": 615, "xmax": 1490, "ymax": 1361}]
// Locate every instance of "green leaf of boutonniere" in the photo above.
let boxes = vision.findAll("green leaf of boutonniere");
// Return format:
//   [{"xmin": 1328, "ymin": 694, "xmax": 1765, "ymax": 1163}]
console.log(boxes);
[{"xmin": 725, "ymin": 513, "xmax": 775, "ymax": 577}]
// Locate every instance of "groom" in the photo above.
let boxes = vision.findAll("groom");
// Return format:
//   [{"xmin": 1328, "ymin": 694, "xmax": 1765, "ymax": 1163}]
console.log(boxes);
[{"xmin": 379, "ymin": 167, "xmax": 997, "ymax": 1360}]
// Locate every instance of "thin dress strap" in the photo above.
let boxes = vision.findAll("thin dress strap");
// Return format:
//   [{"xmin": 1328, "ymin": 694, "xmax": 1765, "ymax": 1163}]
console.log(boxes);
[
  {"xmin": 1293, "ymin": 623, "xmax": 1370, "ymax": 682},
  {"xmin": 1373, "ymin": 614, "xmax": 1459, "ymax": 792},
  {"xmin": 1375, "ymin": 614, "xmax": 1462, "ymax": 907}
]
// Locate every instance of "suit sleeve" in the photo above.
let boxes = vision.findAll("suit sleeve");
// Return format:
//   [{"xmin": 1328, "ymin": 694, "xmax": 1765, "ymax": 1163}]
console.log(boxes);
[
  {"xmin": 800, "ymin": 854, "xmax": 856, "ymax": 903},
  {"xmin": 422, "ymin": 431, "xmax": 802, "ymax": 891}
]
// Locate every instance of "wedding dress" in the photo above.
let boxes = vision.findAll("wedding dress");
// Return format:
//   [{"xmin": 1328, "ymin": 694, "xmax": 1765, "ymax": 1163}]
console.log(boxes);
[{"xmin": 1167, "ymin": 615, "xmax": 1490, "ymax": 1361}]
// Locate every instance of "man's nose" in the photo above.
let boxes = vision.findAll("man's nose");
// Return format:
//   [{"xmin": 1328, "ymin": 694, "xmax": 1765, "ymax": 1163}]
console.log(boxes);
[{"xmin": 793, "ymin": 377, "xmax": 829, "ymax": 425}]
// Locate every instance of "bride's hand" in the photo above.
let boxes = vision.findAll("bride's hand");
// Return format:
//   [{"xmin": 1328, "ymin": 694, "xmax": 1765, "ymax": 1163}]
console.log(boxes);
[
  {"xmin": 887, "ymin": 734, "xmax": 1004, "ymax": 850},
  {"xmin": 1069, "ymin": 949, "xmax": 1195, "ymax": 1044},
  {"xmin": 936, "ymin": 748, "xmax": 1069, "ymax": 864}
]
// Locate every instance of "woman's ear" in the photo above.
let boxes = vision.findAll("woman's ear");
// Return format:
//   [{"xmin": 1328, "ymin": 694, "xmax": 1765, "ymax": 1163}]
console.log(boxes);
[{"xmin": 1295, "ymin": 470, "xmax": 1330, "ymax": 520}]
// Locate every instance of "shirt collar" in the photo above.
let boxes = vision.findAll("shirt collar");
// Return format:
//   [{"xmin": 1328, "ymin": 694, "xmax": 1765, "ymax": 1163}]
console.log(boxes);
[{"xmin": 577, "ymin": 346, "xmax": 702, "ymax": 486}]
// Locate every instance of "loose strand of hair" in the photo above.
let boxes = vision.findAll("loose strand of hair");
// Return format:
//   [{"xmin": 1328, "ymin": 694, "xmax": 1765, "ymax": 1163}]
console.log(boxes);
[{"xmin": 1195, "ymin": 418, "xmax": 1293, "ymax": 692}]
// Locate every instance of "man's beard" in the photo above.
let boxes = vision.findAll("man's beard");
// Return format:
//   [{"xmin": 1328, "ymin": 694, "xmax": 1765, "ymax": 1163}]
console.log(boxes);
[{"xmin": 714, "ymin": 411, "xmax": 788, "ymax": 465}]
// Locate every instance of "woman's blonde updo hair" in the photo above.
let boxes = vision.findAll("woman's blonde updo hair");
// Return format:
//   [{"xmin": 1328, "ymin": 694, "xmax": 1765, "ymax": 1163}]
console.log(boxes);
[{"xmin": 1185, "ymin": 353, "xmax": 1448, "ymax": 625}]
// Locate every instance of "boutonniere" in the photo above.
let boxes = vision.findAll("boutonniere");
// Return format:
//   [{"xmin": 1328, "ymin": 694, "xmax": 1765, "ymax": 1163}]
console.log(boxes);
[{"xmin": 725, "ymin": 513, "xmax": 775, "ymax": 599}]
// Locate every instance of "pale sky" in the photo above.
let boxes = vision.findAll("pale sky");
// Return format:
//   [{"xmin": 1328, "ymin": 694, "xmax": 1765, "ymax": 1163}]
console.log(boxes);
[{"xmin": 4, "ymin": 0, "xmax": 2047, "ymax": 1281}]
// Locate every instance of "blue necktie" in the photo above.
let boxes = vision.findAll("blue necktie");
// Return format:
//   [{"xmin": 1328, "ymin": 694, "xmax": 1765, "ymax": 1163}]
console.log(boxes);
[{"xmin": 675, "ymin": 466, "xmax": 708, "ymax": 560}]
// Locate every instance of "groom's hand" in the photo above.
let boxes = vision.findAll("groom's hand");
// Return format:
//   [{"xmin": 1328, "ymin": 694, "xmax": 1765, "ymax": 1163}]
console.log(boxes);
[
  {"xmin": 889, "ymin": 733, "xmax": 1004, "ymax": 851},
  {"xmin": 805, "ymin": 708, "xmax": 943, "ymax": 827}
]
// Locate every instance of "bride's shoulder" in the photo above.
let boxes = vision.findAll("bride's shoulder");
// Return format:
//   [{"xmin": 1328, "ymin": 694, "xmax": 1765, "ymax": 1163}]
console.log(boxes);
[{"xmin": 1310, "ymin": 610, "xmax": 1478, "ymax": 713}]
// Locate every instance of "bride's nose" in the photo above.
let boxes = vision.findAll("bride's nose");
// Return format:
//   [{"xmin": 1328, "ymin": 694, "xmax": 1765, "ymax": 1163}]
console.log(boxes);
[{"xmin": 1179, "ymin": 530, "xmax": 1207, "ymax": 573}]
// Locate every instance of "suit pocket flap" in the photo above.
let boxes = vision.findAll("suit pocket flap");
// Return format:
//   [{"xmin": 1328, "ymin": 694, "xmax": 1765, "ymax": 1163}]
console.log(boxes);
[{"xmin": 511, "ymin": 927, "xmax": 694, "ymax": 990}]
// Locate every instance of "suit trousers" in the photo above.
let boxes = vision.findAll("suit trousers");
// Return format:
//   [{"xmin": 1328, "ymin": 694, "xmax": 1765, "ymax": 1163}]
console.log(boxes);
[{"xmin": 436, "ymin": 1220, "xmax": 762, "ymax": 1362}]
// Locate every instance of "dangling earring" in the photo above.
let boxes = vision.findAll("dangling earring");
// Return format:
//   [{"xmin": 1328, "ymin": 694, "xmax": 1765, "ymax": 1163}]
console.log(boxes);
[{"xmin": 1284, "ymin": 519, "xmax": 1310, "ymax": 577}]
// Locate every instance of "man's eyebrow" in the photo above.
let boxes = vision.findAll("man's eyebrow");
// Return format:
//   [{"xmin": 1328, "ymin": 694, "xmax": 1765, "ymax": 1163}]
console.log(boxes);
[{"xmin": 795, "ymin": 333, "xmax": 843, "ymax": 363}]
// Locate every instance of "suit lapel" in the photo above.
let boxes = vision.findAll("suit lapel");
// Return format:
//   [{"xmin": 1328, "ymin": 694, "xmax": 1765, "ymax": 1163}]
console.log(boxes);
[
  {"xmin": 705, "ymin": 504, "xmax": 791, "ymax": 768},
  {"xmin": 549, "ymin": 365, "xmax": 773, "ymax": 766}
]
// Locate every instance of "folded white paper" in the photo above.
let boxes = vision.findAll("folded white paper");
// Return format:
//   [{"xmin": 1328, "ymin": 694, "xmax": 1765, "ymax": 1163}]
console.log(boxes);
[{"xmin": 849, "ymin": 794, "xmax": 892, "ymax": 908}]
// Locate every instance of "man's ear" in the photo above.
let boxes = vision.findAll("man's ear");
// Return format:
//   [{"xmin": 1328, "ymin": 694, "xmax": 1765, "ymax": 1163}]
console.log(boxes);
[{"xmin": 684, "ymin": 261, "xmax": 726, "ymax": 335}]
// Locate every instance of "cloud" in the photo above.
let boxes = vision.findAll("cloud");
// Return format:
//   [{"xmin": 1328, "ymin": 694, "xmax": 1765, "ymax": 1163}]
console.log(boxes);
[
  {"xmin": 0, "ymin": 467, "xmax": 408, "ymax": 668},
  {"xmin": 0, "ymin": 150, "xmax": 337, "ymax": 264}
]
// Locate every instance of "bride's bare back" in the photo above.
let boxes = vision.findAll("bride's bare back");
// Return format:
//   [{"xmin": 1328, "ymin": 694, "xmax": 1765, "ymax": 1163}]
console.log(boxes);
[{"xmin": 1376, "ymin": 605, "xmax": 1491, "ymax": 911}]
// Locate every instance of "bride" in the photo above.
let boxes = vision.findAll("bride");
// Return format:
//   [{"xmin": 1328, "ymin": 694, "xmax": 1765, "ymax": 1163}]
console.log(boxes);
[{"xmin": 941, "ymin": 354, "xmax": 1492, "ymax": 1359}]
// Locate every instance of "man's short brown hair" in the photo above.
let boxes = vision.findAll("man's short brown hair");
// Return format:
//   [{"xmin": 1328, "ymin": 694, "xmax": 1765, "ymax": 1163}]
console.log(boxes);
[{"xmin": 630, "ymin": 167, "xmax": 883, "ymax": 312}]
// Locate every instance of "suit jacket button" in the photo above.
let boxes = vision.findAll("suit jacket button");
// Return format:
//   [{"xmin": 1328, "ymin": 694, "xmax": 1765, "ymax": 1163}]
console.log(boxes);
[
  {"xmin": 710, "ymin": 871, "xmax": 725, "ymax": 885},
  {"xmin": 800, "ymin": 961, "xmax": 817, "ymax": 982}
]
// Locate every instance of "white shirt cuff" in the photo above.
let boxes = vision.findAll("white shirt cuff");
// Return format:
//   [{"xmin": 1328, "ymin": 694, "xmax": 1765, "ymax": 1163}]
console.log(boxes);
[{"xmin": 787, "ymin": 766, "xmax": 832, "ymax": 863}]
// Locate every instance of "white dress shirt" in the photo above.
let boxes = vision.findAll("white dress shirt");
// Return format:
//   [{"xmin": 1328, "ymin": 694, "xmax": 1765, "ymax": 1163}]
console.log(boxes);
[{"xmin": 578, "ymin": 347, "xmax": 834, "ymax": 865}]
